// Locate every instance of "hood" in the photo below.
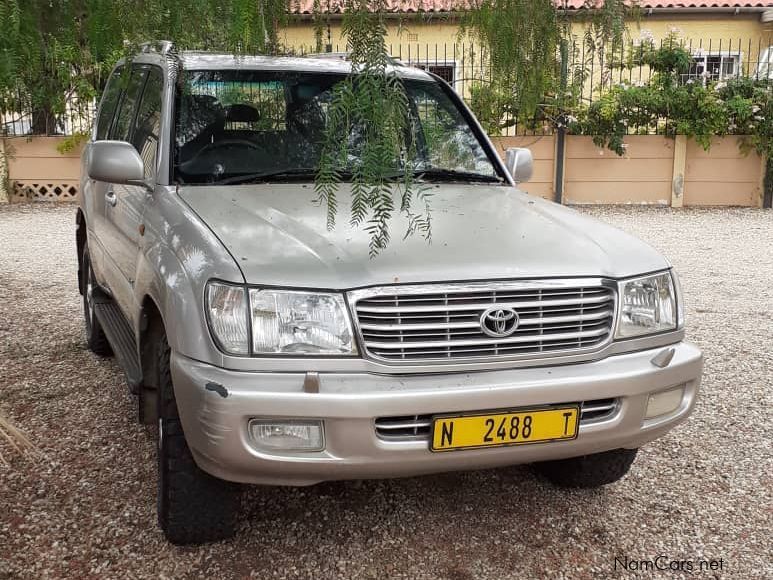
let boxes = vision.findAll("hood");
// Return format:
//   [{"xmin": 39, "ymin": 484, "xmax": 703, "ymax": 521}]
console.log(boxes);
[{"xmin": 178, "ymin": 183, "xmax": 669, "ymax": 289}]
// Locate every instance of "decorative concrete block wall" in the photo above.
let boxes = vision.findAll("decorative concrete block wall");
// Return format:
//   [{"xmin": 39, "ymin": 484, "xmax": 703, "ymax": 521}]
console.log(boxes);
[{"xmin": 1, "ymin": 134, "xmax": 765, "ymax": 207}]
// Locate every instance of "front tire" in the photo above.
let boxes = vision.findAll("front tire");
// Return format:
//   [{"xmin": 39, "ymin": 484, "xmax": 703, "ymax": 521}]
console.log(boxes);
[
  {"xmin": 535, "ymin": 448, "xmax": 638, "ymax": 488},
  {"xmin": 155, "ymin": 332, "xmax": 239, "ymax": 545},
  {"xmin": 81, "ymin": 247, "xmax": 112, "ymax": 356}
]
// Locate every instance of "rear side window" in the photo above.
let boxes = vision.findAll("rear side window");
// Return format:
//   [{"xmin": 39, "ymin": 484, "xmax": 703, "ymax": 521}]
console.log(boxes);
[
  {"xmin": 95, "ymin": 67, "xmax": 124, "ymax": 140},
  {"xmin": 131, "ymin": 67, "xmax": 164, "ymax": 179},
  {"xmin": 110, "ymin": 66, "xmax": 148, "ymax": 141}
]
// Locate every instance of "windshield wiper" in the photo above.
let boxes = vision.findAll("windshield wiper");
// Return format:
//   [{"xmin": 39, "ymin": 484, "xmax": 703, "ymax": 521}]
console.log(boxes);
[
  {"xmin": 213, "ymin": 167, "xmax": 502, "ymax": 185},
  {"xmin": 213, "ymin": 168, "xmax": 319, "ymax": 185},
  {"xmin": 390, "ymin": 168, "xmax": 504, "ymax": 183}
]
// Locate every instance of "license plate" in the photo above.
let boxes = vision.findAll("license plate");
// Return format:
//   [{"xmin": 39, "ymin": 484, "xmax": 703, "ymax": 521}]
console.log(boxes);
[{"xmin": 430, "ymin": 406, "xmax": 580, "ymax": 452}]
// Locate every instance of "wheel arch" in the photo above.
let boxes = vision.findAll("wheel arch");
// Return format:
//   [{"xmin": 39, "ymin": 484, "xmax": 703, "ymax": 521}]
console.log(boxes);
[
  {"xmin": 76, "ymin": 209, "xmax": 87, "ymax": 295},
  {"xmin": 137, "ymin": 294, "xmax": 166, "ymax": 424}
]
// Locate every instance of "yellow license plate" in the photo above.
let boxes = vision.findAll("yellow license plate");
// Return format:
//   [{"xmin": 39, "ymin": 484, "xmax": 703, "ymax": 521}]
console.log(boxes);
[{"xmin": 430, "ymin": 406, "xmax": 580, "ymax": 452}]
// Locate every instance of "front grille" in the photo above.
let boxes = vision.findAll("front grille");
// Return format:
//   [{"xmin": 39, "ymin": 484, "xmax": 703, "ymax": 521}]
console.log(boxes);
[
  {"xmin": 375, "ymin": 398, "xmax": 619, "ymax": 441},
  {"xmin": 351, "ymin": 281, "xmax": 616, "ymax": 362}
]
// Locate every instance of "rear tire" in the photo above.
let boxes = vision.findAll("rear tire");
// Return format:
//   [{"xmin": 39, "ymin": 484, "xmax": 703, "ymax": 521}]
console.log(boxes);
[
  {"xmin": 81, "ymin": 247, "xmax": 112, "ymax": 357},
  {"xmin": 155, "ymin": 332, "xmax": 239, "ymax": 545},
  {"xmin": 535, "ymin": 448, "xmax": 638, "ymax": 488}
]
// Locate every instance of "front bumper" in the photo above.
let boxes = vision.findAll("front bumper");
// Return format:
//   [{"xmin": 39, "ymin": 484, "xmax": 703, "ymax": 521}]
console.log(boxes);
[{"xmin": 171, "ymin": 341, "xmax": 702, "ymax": 486}]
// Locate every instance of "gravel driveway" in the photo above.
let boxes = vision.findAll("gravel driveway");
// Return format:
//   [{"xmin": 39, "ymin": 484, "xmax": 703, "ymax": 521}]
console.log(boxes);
[{"xmin": 0, "ymin": 204, "xmax": 771, "ymax": 579}]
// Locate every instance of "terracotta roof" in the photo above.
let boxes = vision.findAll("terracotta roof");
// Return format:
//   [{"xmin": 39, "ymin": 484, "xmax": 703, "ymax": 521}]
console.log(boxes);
[
  {"xmin": 289, "ymin": 1, "xmax": 772, "ymax": 14},
  {"xmin": 290, "ymin": 0, "xmax": 455, "ymax": 14},
  {"xmin": 565, "ymin": 1, "xmax": 770, "ymax": 7}
]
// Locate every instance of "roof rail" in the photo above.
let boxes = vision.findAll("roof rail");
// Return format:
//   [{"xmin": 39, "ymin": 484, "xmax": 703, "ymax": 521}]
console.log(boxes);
[
  {"xmin": 304, "ymin": 51, "xmax": 401, "ymax": 66},
  {"xmin": 138, "ymin": 40, "xmax": 175, "ymax": 55}
]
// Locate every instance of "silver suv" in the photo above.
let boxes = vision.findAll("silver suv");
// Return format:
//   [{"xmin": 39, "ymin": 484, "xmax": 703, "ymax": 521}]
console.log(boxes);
[{"xmin": 77, "ymin": 44, "xmax": 703, "ymax": 545}]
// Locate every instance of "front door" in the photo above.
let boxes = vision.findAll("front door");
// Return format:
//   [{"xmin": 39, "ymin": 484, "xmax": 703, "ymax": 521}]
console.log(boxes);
[
  {"xmin": 87, "ymin": 66, "xmax": 125, "ymax": 284},
  {"xmin": 102, "ymin": 64, "xmax": 164, "ymax": 320}
]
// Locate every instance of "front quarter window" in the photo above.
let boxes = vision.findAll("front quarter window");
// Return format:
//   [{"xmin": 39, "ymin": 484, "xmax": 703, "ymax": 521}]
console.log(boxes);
[
  {"xmin": 95, "ymin": 67, "xmax": 124, "ymax": 141},
  {"xmin": 412, "ymin": 81, "xmax": 497, "ymax": 176}
]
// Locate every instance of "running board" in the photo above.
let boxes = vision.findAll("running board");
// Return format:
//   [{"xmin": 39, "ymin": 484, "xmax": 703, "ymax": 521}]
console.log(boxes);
[{"xmin": 93, "ymin": 301, "xmax": 142, "ymax": 392}]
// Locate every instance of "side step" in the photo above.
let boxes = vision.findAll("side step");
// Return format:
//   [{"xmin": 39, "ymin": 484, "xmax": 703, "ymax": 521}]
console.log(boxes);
[{"xmin": 94, "ymin": 300, "xmax": 142, "ymax": 393}]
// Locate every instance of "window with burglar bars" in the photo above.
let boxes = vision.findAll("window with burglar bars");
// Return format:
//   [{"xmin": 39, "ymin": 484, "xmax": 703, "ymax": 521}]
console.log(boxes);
[
  {"xmin": 682, "ymin": 53, "xmax": 741, "ymax": 84},
  {"xmin": 414, "ymin": 63, "xmax": 456, "ymax": 85}
]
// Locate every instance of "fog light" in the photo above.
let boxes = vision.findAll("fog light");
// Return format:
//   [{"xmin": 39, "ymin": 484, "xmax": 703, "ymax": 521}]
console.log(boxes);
[
  {"xmin": 248, "ymin": 419, "xmax": 324, "ymax": 451},
  {"xmin": 645, "ymin": 386, "xmax": 685, "ymax": 419}
]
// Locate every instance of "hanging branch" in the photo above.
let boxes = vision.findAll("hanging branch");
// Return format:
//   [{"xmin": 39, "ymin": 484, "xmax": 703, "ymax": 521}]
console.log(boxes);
[
  {"xmin": 315, "ymin": 0, "xmax": 431, "ymax": 257},
  {"xmin": 461, "ymin": 0, "xmax": 632, "ymax": 134}
]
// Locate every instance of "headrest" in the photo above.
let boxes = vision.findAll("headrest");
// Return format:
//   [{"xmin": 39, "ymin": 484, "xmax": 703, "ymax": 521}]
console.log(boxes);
[{"xmin": 224, "ymin": 103, "xmax": 261, "ymax": 123}]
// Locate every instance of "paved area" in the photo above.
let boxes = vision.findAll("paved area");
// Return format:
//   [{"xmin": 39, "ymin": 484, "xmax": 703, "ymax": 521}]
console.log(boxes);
[{"xmin": 0, "ymin": 204, "xmax": 771, "ymax": 579}]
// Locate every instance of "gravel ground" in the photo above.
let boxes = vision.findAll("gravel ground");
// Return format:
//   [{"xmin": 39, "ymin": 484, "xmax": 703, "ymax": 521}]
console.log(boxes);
[{"xmin": 0, "ymin": 204, "xmax": 771, "ymax": 580}]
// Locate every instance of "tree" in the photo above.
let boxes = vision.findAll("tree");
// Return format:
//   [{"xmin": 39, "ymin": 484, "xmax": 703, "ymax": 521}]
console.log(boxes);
[
  {"xmin": 0, "ymin": 0, "xmax": 287, "ymax": 133},
  {"xmin": 0, "ymin": 0, "xmax": 630, "ymax": 251}
]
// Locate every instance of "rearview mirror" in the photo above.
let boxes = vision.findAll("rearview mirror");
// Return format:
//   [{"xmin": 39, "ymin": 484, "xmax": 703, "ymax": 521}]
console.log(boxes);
[
  {"xmin": 504, "ymin": 147, "xmax": 534, "ymax": 184},
  {"xmin": 86, "ymin": 140, "xmax": 147, "ymax": 187}
]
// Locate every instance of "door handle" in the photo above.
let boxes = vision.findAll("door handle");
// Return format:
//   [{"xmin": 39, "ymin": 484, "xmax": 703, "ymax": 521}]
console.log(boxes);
[{"xmin": 105, "ymin": 190, "xmax": 117, "ymax": 207}]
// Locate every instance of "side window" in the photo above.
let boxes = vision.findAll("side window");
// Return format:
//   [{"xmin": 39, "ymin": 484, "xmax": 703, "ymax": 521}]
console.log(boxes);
[
  {"xmin": 110, "ymin": 66, "xmax": 148, "ymax": 141},
  {"xmin": 95, "ymin": 67, "xmax": 124, "ymax": 140},
  {"xmin": 131, "ymin": 67, "xmax": 164, "ymax": 179}
]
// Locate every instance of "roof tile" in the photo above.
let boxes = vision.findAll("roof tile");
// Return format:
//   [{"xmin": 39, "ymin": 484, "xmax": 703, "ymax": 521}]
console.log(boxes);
[{"xmin": 289, "ymin": 0, "xmax": 772, "ymax": 14}]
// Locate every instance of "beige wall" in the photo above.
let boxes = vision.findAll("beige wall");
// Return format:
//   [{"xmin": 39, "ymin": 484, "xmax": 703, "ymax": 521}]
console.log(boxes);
[
  {"xmin": 1, "ymin": 135, "xmax": 764, "ymax": 207},
  {"xmin": 563, "ymin": 136, "xmax": 675, "ymax": 205},
  {"xmin": 491, "ymin": 136, "xmax": 556, "ymax": 201},
  {"xmin": 573, "ymin": 14, "xmax": 770, "ymax": 99},
  {"xmin": 493, "ymin": 134, "xmax": 764, "ymax": 207},
  {"xmin": 684, "ymin": 137, "xmax": 765, "ymax": 206},
  {"xmin": 4, "ymin": 137, "xmax": 84, "ymax": 202},
  {"xmin": 282, "ymin": 13, "xmax": 771, "ymax": 104},
  {"xmin": 627, "ymin": 13, "xmax": 768, "ymax": 52},
  {"xmin": 281, "ymin": 17, "xmax": 462, "ymax": 53},
  {"xmin": 282, "ymin": 13, "xmax": 770, "ymax": 54}
]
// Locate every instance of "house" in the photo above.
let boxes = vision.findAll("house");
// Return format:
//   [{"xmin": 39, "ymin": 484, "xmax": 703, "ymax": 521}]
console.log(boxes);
[{"xmin": 281, "ymin": 1, "xmax": 773, "ymax": 85}]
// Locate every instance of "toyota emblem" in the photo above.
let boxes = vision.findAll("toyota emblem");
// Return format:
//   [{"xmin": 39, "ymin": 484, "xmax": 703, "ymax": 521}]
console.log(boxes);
[{"xmin": 480, "ymin": 306, "xmax": 520, "ymax": 338}]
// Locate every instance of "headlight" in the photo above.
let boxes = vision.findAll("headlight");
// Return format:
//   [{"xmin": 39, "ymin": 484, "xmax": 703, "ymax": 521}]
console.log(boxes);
[
  {"xmin": 206, "ymin": 282, "xmax": 249, "ymax": 355},
  {"xmin": 248, "ymin": 289, "xmax": 357, "ymax": 355},
  {"xmin": 615, "ymin": 271, "xmax": 680, "ymax": 339}
]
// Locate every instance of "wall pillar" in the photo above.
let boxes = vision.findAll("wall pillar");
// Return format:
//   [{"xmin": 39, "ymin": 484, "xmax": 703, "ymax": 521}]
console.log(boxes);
[
  {"xmin": 553, "ymin": 129, "xmax": 567, "ymax": 204},
  {"xmin": 0, "ymin": 139, "xmax": 8, "ymax": 204},
  {"xmin": 671, "ymin": 135, "xmax": 687, "ymax": 208}
]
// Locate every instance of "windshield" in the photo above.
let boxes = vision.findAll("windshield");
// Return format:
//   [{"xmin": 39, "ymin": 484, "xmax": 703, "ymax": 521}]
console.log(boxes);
[{"xmin": 173, "ymin": 70, "xmax": 502, "ymax": 184}]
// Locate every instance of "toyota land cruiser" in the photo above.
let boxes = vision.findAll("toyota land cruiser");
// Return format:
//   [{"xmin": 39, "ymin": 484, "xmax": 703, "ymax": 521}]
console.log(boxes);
[{"xmin": 76, "ymin": 43, "xmax": 703, "ymax": 545}]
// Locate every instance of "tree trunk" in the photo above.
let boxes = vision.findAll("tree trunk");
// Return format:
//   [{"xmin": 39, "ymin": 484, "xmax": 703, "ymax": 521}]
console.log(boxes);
[{"xmin": 30, "ymin": 106, "xmax": 58, "ymax": 135}]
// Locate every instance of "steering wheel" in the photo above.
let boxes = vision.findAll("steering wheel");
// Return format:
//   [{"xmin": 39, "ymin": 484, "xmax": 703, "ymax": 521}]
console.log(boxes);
[
  {"xmin": 178, "ymin": 138, "xmax": 263, "ymax": 178},
  {"xmin": 197, "ymin": 138, "xmax": 261, "ymax": 154}
]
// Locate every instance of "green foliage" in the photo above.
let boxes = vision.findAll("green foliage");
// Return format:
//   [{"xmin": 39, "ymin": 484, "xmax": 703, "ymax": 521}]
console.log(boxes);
[
  {"xmin": 462, "ymin": 0, "xmax": 631, "ymax": 135},
  {"xmin": 461, "ymin": 0, "xmax": 560, "ymax": 123},
  {"xmin": 717, "ymin": 77, "xmax": 772, "ymax": 160},
  {"xmin": 0, "ymin": 0, "xmax": 288, "ymax": 135},
  {"xmin": 574, "ymin": 39, "xmax": 772, "ymax": 160},
  {"xmin": 468, "ymin": 81, "xmax": 517, "ymax": 135},
  {"xmin": 56, "ymin": 132, "xmax": 90, "ymax": 154},
  {"xmin": 640, "ymin": 39, "xmax": 692, "ymax": 77},
  {"xmin": 315, "ymin": 0, "xmax": 430, "ymax": 257}
]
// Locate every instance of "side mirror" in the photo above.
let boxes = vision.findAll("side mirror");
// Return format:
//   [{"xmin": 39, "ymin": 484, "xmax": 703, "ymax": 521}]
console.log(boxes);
[
  {"xmin": 86, "ymin": 140, "xmax": 148, "ymax": 187},
  {"xmin": 504, "ymin": 147, "xmax": 534, "ymax": 184}
]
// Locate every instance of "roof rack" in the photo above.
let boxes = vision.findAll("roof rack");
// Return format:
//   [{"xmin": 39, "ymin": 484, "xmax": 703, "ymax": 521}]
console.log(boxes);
[{"xmin": 138, "ymin": 40, "xmax": 175, "ymax": 55}]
